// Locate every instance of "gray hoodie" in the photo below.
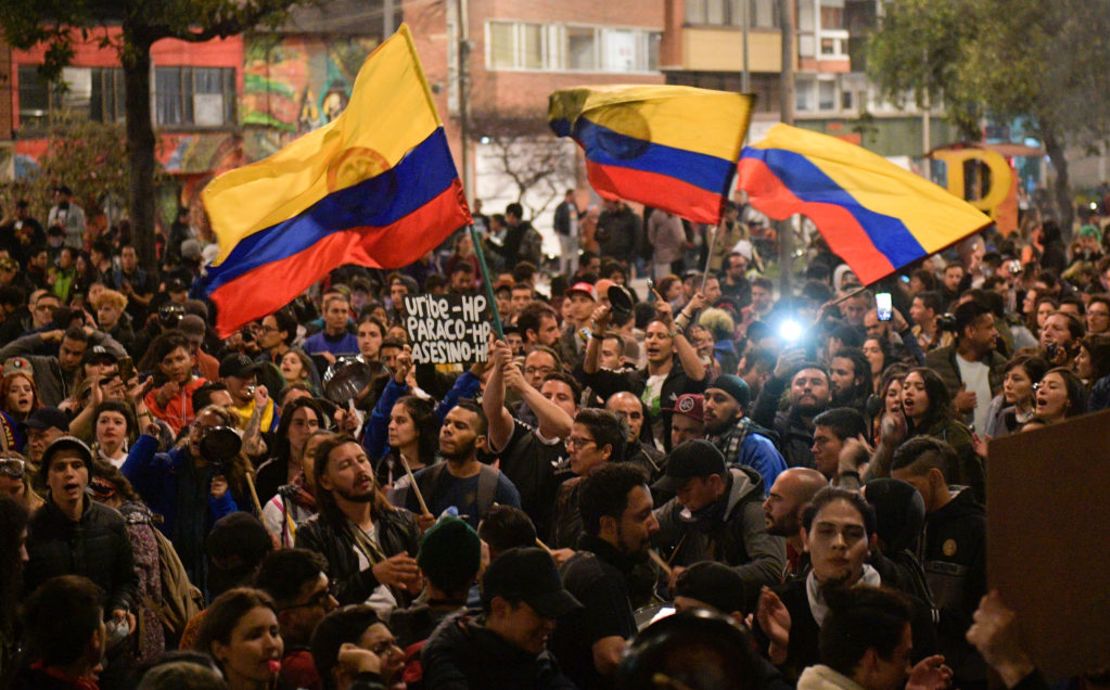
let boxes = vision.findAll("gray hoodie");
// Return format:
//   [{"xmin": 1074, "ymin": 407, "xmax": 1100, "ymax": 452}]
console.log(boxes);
[{"xmin": 653, "ymin": 466, "xmax": 785, "ymax": 597}]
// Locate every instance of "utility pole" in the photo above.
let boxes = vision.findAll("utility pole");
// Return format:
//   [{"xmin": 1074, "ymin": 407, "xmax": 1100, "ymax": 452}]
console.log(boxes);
[
  {"xmin": 778, "ymin": 0, "xmax": 796, "ymax": 297},
  {"xmin": 457, "ymin": 0, "xmax": 471, "ymax": 201},
  {"xmin": 742, "ymin": 0, "xmax": 751, "ymax": 93},
  {"xmin": 383, "ymin": 0, "xmax": 394, "ymax": 36}
]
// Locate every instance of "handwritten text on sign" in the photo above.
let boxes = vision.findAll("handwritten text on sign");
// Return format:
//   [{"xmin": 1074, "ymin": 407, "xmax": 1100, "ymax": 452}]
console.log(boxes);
[{"xmin": 404, "ymin": 294, "xmax": 492, "ymax": 364}]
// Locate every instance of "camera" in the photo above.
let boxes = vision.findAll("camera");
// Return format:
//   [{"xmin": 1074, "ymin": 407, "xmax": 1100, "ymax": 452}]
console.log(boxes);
[
  {"xmin": 158, "ymin": 303, "xmax": 185, "ymax": 328},
  {"xmin": 936, "ymin": 313, "xmax": 958, "ymax": 332},
  {"xmin": 198, "ymin": 425, "xmax": 243, "ymax": 472}
]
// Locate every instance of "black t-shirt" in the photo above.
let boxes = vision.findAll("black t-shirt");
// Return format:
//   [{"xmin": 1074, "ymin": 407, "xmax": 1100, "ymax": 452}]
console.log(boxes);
[
  {"xmin": 494, "ymin": 418, "xmax": 567, "ymax": 539},
  {"xmin": 549, "ymin": 536, "xmax": 638, "ymax": 690}
]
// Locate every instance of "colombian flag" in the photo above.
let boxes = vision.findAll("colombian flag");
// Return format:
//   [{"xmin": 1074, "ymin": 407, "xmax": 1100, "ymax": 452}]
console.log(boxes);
[
  {"xmin": 549, "ymin": 85, "xmax": 753, "ymax": 225},
  {"xmin": 202, "ymin": 24, "xmax": 471, "ymax": 336},
  {"xmin": 738, "ymin": 124, "xmax": 991, "ymax": 284}
]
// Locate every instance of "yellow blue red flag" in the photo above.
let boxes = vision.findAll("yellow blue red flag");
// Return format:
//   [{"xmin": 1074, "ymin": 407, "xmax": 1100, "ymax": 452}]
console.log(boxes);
[
  {"xmin": 737, "ymin": 124, "xmax": 991, "ymax": 284},
  {"xmin": 549, "ymin": 85, "xmax": 753, "ymax": 224},
  {"xmin": 202, "ymin": 24, "xmax": 470, "ymax": 336}
]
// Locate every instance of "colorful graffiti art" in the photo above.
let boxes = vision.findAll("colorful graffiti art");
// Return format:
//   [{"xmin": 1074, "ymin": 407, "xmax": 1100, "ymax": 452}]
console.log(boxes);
[{"xmin": 242, "ymin": 34, "xmax": 378, "ymax": 142}]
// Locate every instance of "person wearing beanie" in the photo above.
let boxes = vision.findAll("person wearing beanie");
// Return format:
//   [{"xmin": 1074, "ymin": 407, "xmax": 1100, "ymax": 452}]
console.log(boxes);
[
  {"xmin": 703, "ymin": 374, "xmax": 787, "ymax": 491},
  {"xmin": 391, "ymin": 516, "xmax": 483, "ymax": 648},
  {"xmin": 653, "ymin": 440, "xmax": 785, "ymax": 607},
  {"xmin": 24, "ymin": 436, "xmax": 138, "ymax": 638}
]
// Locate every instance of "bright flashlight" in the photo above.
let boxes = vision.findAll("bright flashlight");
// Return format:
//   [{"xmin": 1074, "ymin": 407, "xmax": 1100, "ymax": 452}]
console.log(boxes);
[{"xmin": 778, "ymin": 318, "xmax": 804, "ymax": 343}]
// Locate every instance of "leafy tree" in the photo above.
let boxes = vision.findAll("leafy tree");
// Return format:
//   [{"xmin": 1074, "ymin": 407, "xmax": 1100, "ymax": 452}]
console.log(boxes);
[
  {"xmin": 0, "ymin": 0, "xmax": 310, "ymax": 267},
  {"xmin": 866, "ymin": 0, "xmax": 1110, "ymax": 230}
]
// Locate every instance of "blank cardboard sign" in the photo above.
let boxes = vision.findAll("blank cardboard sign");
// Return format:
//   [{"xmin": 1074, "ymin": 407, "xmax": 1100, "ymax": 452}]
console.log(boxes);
[{"xmin": 987, "ymin": 409, "xmax": 1110, "ymax": 679}]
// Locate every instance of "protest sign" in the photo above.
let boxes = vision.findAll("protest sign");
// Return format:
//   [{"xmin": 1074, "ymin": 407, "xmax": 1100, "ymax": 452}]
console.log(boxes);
[
  {"xmin": 987, "ymin": 409, "xmax": 1110, "ymax": 679},
  {"xmin": 403, "ymin": 294, "xmax": 493, "ymax": 364}
]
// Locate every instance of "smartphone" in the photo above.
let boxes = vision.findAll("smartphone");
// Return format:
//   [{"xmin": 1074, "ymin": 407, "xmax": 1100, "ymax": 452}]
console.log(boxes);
[
  {"xmin": 876, "ymin": 292, "xmax": 893, "ymax": 322},
  {"xmin": 118, "ymin": 356, "xmax": 135, "ymax": 383}
]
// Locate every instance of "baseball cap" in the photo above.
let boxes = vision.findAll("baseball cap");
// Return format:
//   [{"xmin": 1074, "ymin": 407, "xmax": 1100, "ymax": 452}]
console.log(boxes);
[
  {"xmin": 23, "ymin": 407, "xmax": 70, "ymax": 432},
  {"xmin": 566, "ymin": 282, "xmax": 597, "ymax": 301},
  {"xmin": 706, "ymin": 374, "xmax": 751, "ymax": 409},
  {"xmin": 166, "ymin": 277, "xmax": 188, "ymax": 293},
  {"xmin": 82, "ymin": 345, "xmax": 118, "ymax": 366},
  {"xmin": 2, "ymin": 357, "xmax": 33, "ymax": 380},
  {"xmin": 652, "ymin": 439, "xmax": 726, "ymax": 492},
  {"xmin": 673, "ymin": 561, "xmax": 751, "ymax": 615},
  {"xmin": 178, "ymin": 314, "xmax": 207, "ymax": 340},
  {"xmin": 481, "ymin": 547, "xmax": 582, "ymax": 618},
  {"xmin": 39, "ymin": 435, "xmax": 95, "ymax": 482},
  {"xmin": 219, "ymin": 353, "xmax": 260, "ymax": 379},
  {"xmin": 664, "ymin": 393, "xmax": 704, "ymax": 423}
]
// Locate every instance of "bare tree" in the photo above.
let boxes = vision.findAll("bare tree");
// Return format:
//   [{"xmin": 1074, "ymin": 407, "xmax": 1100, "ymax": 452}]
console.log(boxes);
[{"xmin": 469, "ymin": 110, "xmax": 576, "ymax": 220}]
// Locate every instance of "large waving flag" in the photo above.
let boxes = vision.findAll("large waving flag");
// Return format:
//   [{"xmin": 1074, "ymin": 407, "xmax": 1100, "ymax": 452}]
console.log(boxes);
[
  {"xmin": 202, "ymin": 24, "xmax": 471, "ymax": 336},
  {"xmin": 549, "ymin": 85, "xmax": 753, "ymax": 224},
  {"xmin": 738, "ymin": 124, "xmax": 990, "ymax": 284}
]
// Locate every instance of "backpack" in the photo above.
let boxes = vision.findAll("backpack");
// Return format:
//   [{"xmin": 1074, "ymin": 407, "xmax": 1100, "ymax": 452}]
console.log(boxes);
[
  {"xmin": 149, "ymin": 527, "xmax": 204, "ymax": 644},
  {"xmin": 415, "ymin": 462, "xmax": 501, "ymax": 522}
]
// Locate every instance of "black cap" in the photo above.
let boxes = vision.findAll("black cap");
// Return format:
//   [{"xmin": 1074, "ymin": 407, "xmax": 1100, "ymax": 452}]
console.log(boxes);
[
  {"xmin": 39, "ymin": 435, "xmax": 95, "ymax": 483},
  {"xmin": 81, "ymin": 344, "xmax": 118, "ymax": 366},
  {"xmin": 219, "ymin": 353, "xmax": 260, "ymax": 379},
  {"xmin": 674, "ymin": 561, "xmax": 751, "ymax": 616},
  {"xmin": 166, "ymin": 278, "xmax": 188, "ymax": 293},
  {"xmin": 481, "ymin": 547, "xmax": 582, "ymax": 619},
  {"xmin": 23, "ymin": 407, "xmax": 70, "ymax": 432},
  {"xmin": 652, "ymin": 440, "xmax": 726, "ymax": 492}
]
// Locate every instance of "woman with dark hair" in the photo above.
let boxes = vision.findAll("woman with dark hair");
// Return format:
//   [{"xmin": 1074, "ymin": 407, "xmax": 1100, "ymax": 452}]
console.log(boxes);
[
  {"xmin": 91, "ymin": 399, "xmax": 138, "ymax": 468},
  {"xmin": 870, "ymin": 364, "xmax": 909, "ymax": 443},
  {"xmin": 1034, "ymin": 367, "xmax": 1088, "ymax": 424},
  {"xmin": 194, "ymin": 587, "xmax": 284, "ymax": 690},
  {"xmin": 261, "ymin": 429, "xmax": 335, "ymax": 548},
  {"xmin": 279, "ymin": 349, "xmax": 321, "ymax": 396},
  {"xmin": 862, "ymin": 337, "xmax": 892, "ymax": 394},
  {"xmin": 1076, "ymin": 334, "xmax": 1110, "ymax": 411},
  {"xmin": 982, "ymin": 355, "xmax": 1049, "ymax": 439},
  {"xmin": 900, "ymin": 367, "xmax": 982, "ymax": 501},
  {"xmin": 0, "ymin": 495, "xmax": 28, "ymax": 688},
  {"xmin": 255, "ymin": 397, "xmax": 327, "ymax": 504},
  {"xmin": 91, "ymin": 458, "xmax": 167, "ymax": 662}
]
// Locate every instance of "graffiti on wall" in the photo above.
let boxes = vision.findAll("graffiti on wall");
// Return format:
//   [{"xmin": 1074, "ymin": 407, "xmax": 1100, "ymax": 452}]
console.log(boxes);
[{"xmin": 242, "ymin": 34, "xmax": 378, "ymax": 143}]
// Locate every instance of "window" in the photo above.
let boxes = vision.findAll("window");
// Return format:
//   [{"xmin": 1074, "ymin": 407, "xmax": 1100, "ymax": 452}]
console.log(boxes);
[
  {"xmin": 687, "ymin": 0, "xmax": 778, "ymax": 26},
  {"xmin": 566, "ymin": 26, "xmax": 597, "ymax": 70},
  {"xmin": 751, "ymin": 0, "xmax": 779, "ymax": 28},
  {"xmin": 489, "ymin": 21, "xmax": 515, "ymax": 69},
  {"xmin": 796, "ymin": 78, "xmax": 814, "ymax": 112},
  {"xmin": 155, "ymin": 66, "xmax": 235, "ymax": 127},
  {"xmin": 487, "ymin": 22, "xmax": 659, "ymax": 73},
  {"xmin": 841, "ymin": 88, "xmax": 854, "ymax": 111},
  {"xmin": 818, "ymin": 80, "xmax": 836, "ymax": 110},
  {"xmin": 17, "ymin": 65, "xmax": 125, "ymax": 130}
]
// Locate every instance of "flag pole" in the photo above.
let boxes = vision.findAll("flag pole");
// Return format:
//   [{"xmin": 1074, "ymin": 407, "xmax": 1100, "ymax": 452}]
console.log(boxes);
[
  {"xmin": 700, "ymin": 225, "xmax": 718, "ymax": 293},
  {"xmin": 468, "ymin": 225, "xmax": 505, "ymax": 339}
]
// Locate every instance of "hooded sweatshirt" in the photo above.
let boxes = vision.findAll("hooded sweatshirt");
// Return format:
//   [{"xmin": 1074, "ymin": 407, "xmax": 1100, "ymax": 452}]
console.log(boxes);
[{"xmin": 653, "ymin": 466, "xmax": 785, "ymax": 599}]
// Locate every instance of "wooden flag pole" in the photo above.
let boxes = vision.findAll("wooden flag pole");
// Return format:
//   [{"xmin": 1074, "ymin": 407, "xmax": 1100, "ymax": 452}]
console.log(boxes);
[
  {"xmin": 700, "ymin": 225, "xmax": 718, "ymax": 293},
  {"xmin": 468, "ymin": 225, "xmax": 505, "ymax": 339},
  {"xmin": 399, "ymin": 454, "xmax": 433, "ymax": 518}
]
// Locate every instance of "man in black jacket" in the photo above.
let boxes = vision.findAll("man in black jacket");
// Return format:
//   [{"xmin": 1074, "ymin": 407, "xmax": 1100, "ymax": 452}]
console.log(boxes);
[
  {"xmin": 24, "ymin": 437, "xmax": 137, "ymax": 628},
  {"xmin": 751, "ymin": 351, "xmax": 831, "ymax": 468},
  {"xmin": 892, "ymin": 437, "xmax": 987, "ymax": 689},
  {"xmin": 422, "ymin": 547, "xmax": 582, "ymax": 690},
  {"xmin": 12, "ymin": 575, "xmax": 108, "ymax": 690},
  {"xmin": 295, "ymin": 435, "xmax": 421, "ymax": 608},
  {"xmin": 550, "ymin": 463, "xmax": 659, "ymax": 690}
]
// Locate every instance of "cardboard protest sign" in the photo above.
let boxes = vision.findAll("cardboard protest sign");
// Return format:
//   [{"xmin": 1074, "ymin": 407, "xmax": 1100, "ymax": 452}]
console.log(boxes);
[
  {"xmin": 403, "ymin": 294, "xmax": 493, "ymax": 364},
  {"xmin": 987, "ymin": 409, "xmax": 1110, "ymax": 679}
]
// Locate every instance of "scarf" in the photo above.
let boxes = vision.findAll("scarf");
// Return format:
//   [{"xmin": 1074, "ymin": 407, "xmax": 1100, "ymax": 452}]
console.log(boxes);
[
  {"xmin": 712, "ymin": 416, "xmax": 758, "ymax": 462},
  {"xmin": 806, "ymin": 564, "xmax": 881, "ymax": 627}
]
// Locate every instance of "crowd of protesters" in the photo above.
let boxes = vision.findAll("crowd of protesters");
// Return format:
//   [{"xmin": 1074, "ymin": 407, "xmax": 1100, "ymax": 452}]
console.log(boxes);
[{"xmin": 0, "ymin": 183, "xmax": 1107, "ymax": 690}]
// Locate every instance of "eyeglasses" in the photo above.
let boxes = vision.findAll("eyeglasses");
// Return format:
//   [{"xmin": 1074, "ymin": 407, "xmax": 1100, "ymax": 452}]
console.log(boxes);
[
  {"xmin": 279, "ymin": 586, "xmax": 335, "ymax": 612},
  {"xmin": 0, "ymin": 457, "xmax": 25, "ymax": 479},
  {"xmin": 565, "ymin": 436, "xmax": 596, "ymax": 449}
]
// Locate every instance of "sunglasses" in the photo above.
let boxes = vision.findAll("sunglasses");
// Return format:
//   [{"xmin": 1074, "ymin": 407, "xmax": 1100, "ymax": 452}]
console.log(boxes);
[
  {"xmin": 89, "ymin": 479, "xmax": 117, "ymax": 500},
  {"xmin": 0, "ymin": 457, "xmax": 25, "ymax": 479}
]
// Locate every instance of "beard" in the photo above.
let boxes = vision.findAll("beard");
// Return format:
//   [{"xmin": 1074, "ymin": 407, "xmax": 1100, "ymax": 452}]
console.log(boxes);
[
  {"xmin": 440, "ymin": 437, "xmax": 477, "ymax": 463},
  {"xmin": 335, "ymin": 485, "xmax": 375, "ymax": 503},
  {"xmin": 794, "ymin": 399, "xmax": 826, "ymax": 417}
]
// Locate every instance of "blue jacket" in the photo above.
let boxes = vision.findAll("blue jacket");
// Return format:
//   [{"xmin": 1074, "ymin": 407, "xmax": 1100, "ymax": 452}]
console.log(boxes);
[
  {"xmin": 122, "ymin": 434, "xmax": 239, "ymax": 585},
  {"xmin": 363, "ymin": 371, "xmax": 481, "ymax": 462}
]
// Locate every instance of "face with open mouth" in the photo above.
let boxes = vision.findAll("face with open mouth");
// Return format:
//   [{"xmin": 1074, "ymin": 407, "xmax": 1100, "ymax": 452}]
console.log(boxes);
[{"xmin": 46, "ymin": 451, "xmax": 89, "ymax": 506}]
